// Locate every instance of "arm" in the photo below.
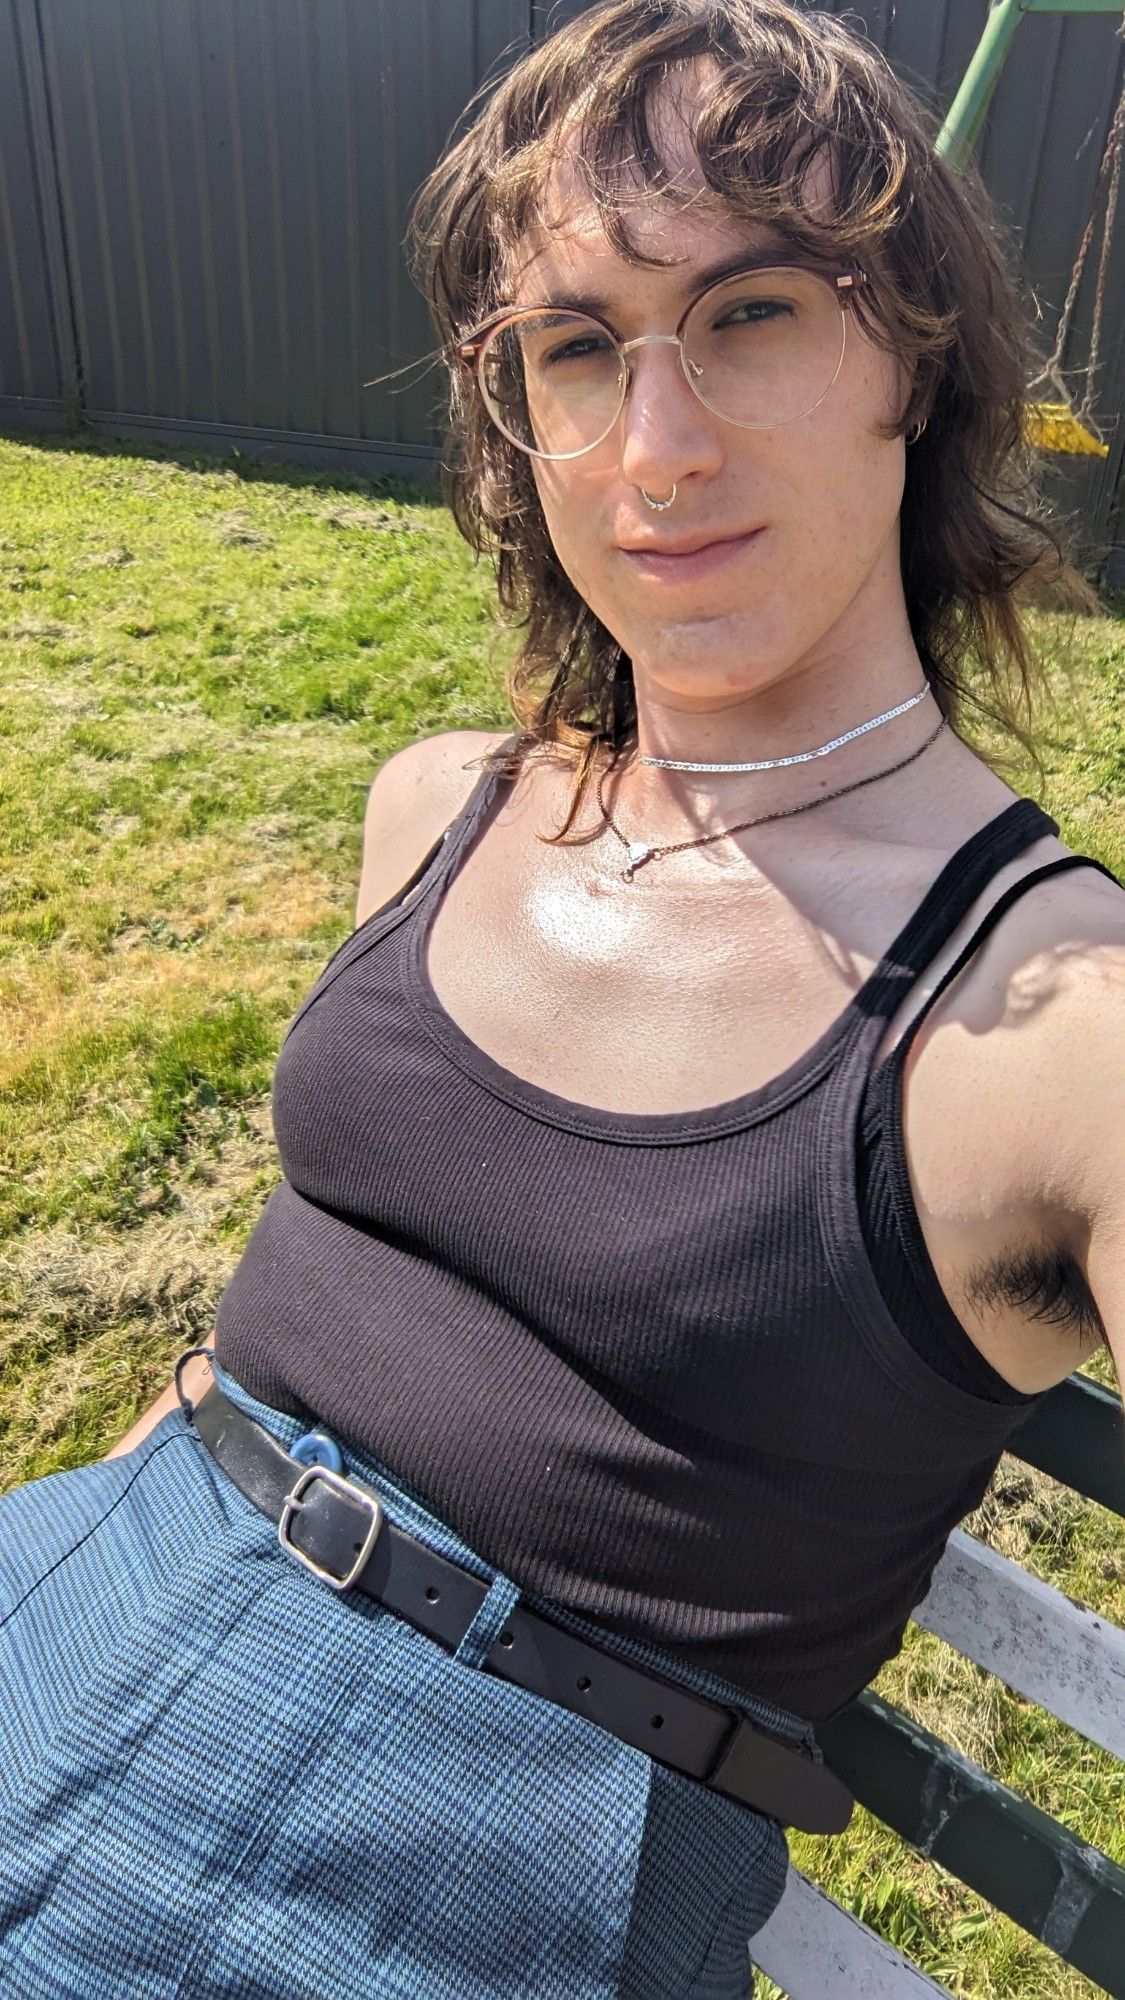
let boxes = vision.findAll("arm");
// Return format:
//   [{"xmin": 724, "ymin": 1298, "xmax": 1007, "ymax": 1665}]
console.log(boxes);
[
  {"xmin": 894, "ymin": 860, "xmax": 1125, "ymax": 1401},
  {"xmin": 1041, "ymin": 886, "xmax": 1125, "ymax": 1403},
  {"xmin": 1088, "ymin": 1214, "xmax": 1125, "ymax": 1406},
  {"xmin": 1075, "ymin": 1010, "xmax": 1125, "ymax": 1406},
  {"xmin": 103, "ymin": 1350, "xmax": 222, "ymax": 1459}
]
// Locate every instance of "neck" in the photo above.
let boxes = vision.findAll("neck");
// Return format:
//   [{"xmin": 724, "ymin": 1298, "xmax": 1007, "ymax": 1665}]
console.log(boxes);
[
  {"xmin": 621, "ymin": 647, "xmax": 937, "ymax": 826},
  {"xmin": 637, "ymin": 686, "xmax": 929, "ymax": 771}
]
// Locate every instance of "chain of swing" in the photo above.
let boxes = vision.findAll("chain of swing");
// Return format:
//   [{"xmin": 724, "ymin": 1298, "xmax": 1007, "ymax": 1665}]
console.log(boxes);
[{"xmin": 1025, "ymin": 38, "xmax": 1124, "ymax": 459}]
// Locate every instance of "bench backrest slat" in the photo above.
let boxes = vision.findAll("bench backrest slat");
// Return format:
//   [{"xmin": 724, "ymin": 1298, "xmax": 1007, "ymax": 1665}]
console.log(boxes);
[
  {"xmin": 750, "ymin": 1870, "xmax": 951, "ymax": 1997},
  {"xmin": 752, "ymin": 1373, "xmax": 1124, "ymax": 1997},
  {"xmin": 915, "ymin": 1528, "xmax": 1125, "ymax": 1758}
]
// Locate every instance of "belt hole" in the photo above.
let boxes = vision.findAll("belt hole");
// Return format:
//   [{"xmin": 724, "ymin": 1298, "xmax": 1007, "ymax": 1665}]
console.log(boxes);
[
  {"xmin": 498, "ymin": 1630, "xmax": 514, "ymax": 1648},
  {"xmin": 650, "ymin": 1714, "xmax": 664, "ymax": 1730},
  {"xmin": 424, "ymin": 1585, "xmax": 440, "ymax": 1602},
  {"xmin": 576, "ymin": 1675, "xmax": 591, "ymax": 1692}
]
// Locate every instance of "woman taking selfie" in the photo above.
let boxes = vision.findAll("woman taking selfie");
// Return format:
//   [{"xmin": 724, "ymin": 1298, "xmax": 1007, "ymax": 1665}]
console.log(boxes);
[{"xmin": 1, "ymin": 2, "xmax": 1122, "ymax": 1995}]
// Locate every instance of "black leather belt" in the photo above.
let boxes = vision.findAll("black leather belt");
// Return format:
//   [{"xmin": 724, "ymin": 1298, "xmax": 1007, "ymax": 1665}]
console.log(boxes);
[{"xmin": 176, "ymin": 1353, "xmax": 853, "ymax": 1836}]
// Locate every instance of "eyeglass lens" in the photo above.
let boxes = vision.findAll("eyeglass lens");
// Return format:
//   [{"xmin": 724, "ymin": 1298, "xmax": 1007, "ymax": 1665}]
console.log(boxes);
[{"xmin": 477, "ymin": 267, "xmax": 847, "ymax": 459}]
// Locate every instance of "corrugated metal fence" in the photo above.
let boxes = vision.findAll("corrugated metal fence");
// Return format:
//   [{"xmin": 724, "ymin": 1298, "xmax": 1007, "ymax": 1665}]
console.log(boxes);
[{"xmin": 1, "ymin": 0, "xmax": 1122, "ymax": 580}]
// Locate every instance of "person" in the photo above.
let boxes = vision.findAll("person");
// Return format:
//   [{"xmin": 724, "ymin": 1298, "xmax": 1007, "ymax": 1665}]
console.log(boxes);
[{"xmin": 1, "ymin": 2, "xmax": 1122, "ymax": 1995}]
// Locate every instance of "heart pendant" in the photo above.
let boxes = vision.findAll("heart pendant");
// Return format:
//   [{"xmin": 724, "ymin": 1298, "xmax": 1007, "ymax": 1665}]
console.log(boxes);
[{"xmin": 622, "ymin": 841, "xmax": 654, "ymax": 881}]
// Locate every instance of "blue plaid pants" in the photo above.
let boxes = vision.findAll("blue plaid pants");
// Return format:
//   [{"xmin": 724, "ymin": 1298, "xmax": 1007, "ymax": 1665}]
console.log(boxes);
[{"xmin": 0, "ymin": 1352, "xmax": 809, "ymax": 1997}]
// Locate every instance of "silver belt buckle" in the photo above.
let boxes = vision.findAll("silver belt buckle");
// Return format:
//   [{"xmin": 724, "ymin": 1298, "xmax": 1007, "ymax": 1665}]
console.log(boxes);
[{"xmin": 278, "ymin": 1462, "xmax": 384, "ymax": 1591}]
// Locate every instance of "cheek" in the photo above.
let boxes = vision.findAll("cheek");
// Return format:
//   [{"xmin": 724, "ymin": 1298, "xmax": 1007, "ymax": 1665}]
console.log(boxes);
[
  {"xmin": 531, "ymin": 466, "xmax": 610, "ymax": 592},
  {"xmin": 770, "ymin": 349, "xmax": 905, "ymax": 556},
  {"xmin": 795, "ymin": 419, "xmax": 902, "ymax": 530}
]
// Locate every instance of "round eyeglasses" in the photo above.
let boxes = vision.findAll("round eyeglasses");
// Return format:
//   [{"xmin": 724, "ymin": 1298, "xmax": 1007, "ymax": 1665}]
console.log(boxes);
[{"xmin": 455, "ymin": 261, "xmax": 867, "ymax": 462}]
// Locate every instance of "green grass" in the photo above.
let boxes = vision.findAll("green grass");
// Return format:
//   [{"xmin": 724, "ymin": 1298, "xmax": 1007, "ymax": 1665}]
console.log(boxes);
[{"xmin": 1, "ymin": 428, "xmax": 1122, "ymax": 1997}]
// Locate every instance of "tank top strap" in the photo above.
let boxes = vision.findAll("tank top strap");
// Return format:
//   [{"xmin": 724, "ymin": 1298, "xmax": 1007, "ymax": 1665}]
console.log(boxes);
[
  {"xmin": 879, "ymin": 850, "xmax": 1122, "ymax": 1086},
  {"xmin": 869, "ymin": 797, "xmax": 1058, "ymax": 997},
  {"xmin": 371, "ymin": 731, "xmax": 522, "ymax": 915},
  {"xmin": 280, "ymin": 736, "xmax": 519, "ymax": 1047},
  {"xmin": 427, "ymin": 733, "xmax": 522, "ymax": 883}
]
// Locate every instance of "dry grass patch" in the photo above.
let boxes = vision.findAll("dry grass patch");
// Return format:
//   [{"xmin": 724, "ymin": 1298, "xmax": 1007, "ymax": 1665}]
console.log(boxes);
[{"xmin": 0, "ymin": 1100, "xmax": 279, "ymax": 1481}]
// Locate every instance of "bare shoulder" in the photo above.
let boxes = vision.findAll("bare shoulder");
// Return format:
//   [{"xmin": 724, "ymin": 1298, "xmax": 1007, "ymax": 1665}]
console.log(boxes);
[
  {"xmin": 988, "ymin": 855, "xmax": 1125, "ymax": 1192},
  {"xmin": 950, "ymin": 852, "xmax": 1125, "ymax": 1382},
  {"xmin": 356, "ymin": 728, "xmax": 513, "ymax": 925},
  {"xmin": 904, "ymin": 844, "xmax": 1125, "ymax": 1217},
  {"xmin": 958, "ymin": 849, "xmax": 1125, "ymax": 1030}
]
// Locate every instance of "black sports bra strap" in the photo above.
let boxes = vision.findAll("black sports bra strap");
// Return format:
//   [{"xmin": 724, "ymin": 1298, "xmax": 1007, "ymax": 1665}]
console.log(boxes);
[{"xmin": 885, "ymin": 852, "xmax": 1121, "ymax": 1077}]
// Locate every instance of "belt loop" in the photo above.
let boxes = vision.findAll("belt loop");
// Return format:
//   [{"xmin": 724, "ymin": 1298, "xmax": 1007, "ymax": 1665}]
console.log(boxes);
[
  {"xmin": 453, "ymin": 1572, "xmax": 522, "ymax": 1669},
  {"xmin": 174, "ymin": 1344, "xmax": 216, "ymax": 1423}
]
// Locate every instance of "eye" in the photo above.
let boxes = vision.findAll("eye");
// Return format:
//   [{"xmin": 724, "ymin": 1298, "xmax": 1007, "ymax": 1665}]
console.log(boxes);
[
  {"xmin": 543, "ymin": 333, "xmax": 615, "ymax": 366},
  {"xmin": 715, "ymin": 297, "xmax": 794, "ymax": 329}
]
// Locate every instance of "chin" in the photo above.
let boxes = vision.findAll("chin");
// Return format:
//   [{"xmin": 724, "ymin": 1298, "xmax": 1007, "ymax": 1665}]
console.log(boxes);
[{"xmin": 634, "ymin": 621, "xmax": 785, "ymax": 685}]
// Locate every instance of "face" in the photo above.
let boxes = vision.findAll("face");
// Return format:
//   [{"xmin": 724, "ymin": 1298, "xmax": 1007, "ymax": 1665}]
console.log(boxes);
[{"xmin": 505, "ymin": 66, "xmax": 912, "ymax": 722}]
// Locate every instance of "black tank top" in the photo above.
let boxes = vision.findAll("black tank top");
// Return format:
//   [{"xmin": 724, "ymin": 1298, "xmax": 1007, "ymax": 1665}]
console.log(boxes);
[{"xmin": 213, "ymin": 753, "xmax": 1119, "ymax": 1719}]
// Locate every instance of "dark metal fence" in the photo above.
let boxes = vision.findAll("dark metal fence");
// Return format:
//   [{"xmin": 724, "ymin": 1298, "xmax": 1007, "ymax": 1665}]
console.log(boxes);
[{"xmin": 1, "ymin": 0, "xmax": 1122, "ymax": 580}]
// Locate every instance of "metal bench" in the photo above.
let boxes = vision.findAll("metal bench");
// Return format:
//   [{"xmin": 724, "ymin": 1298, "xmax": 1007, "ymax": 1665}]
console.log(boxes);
[{"xmin": 750, "ymin": 1372, "xmax": 1125, "ymax": 1997}]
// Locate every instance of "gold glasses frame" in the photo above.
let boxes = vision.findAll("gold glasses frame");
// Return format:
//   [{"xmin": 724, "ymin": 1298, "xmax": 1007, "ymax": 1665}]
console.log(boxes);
[{"xmin": 452, "ymin": 258, "xmax": 869, "ymax": 461}]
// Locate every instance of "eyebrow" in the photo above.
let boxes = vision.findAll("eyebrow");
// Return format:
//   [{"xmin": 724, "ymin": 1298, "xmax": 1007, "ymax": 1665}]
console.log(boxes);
[{"xmin": 531, "ymin": 240, "xmax": 798, "ymax": 319}]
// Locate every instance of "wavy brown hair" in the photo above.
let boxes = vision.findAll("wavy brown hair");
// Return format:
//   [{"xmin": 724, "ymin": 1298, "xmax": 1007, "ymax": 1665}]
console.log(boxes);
[{"xmin": 404, "ymin": 0, "xmax": 1097, "ymax": 829}]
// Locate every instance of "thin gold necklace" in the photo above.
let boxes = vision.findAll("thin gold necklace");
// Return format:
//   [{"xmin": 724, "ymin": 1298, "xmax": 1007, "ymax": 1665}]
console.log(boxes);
[{"xmin": 596, "ymin": 716, "xmax": 947, "ymax": 882}]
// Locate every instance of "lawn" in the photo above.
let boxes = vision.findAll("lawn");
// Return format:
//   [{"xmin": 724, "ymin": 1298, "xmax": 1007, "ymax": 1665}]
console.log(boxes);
[{"xmin": 1, "ymin": 427, "xmax": 1122, "ymax": 1996}]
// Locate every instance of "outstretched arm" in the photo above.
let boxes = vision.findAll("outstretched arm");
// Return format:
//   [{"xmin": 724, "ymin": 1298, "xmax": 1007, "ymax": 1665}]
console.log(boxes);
[{"xmin": 1058, "ymin": 916, "xmax": 1125, "ymax": 1409}]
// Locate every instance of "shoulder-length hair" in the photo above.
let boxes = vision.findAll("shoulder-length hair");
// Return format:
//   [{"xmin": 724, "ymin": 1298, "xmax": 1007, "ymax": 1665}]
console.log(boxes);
[{"xmin": 405, "ymin": 0, "xmax": 1095, "ymax": 834}]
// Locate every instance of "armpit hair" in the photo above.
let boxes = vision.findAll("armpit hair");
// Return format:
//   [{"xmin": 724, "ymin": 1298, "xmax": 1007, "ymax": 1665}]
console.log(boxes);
[{"xmin": 963, "ymin": 1242, "xmax": 1107, "ymax": 1348}]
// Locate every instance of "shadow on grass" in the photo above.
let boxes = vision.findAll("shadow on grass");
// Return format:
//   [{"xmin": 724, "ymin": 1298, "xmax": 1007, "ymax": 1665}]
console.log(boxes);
[{"xmin": 0, "ymin": 420, "xmax": 447, "ymax": 515}]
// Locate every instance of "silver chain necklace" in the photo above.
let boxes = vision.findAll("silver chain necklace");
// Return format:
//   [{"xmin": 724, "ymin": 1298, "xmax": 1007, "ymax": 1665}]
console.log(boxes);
[
  {"xmin": 637, "ymin": 685, "xmax": 930, "ymax": 772},
  {"xmin": 598, "ymin": 715, "xmax": 947, "ymax": 882}
]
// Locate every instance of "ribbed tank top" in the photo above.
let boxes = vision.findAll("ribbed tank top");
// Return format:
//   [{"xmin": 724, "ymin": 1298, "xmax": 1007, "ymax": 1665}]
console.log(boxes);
[{"xmin": 213, "ymin": 752, "xmax": 1118, "ymax": 1720}]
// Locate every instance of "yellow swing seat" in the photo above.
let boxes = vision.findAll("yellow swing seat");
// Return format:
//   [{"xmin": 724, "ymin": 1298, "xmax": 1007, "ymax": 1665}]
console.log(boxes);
[{"xmin": 1023, "ymin": 400, "xmax": 1111, "ymax": 457}]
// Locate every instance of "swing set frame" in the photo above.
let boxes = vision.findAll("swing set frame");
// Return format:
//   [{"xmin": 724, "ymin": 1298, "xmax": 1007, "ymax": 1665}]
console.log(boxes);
[
  {"xmin": 937, "ymin": 0, "xmax": 1123, "ymax": 173},
  {"xmin": 937, "ymin": 0, "xmax": 1125, "ymax": 457}
]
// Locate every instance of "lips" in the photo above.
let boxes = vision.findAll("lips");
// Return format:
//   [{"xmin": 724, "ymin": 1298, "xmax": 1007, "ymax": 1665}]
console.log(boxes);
[
  {"xmin": 618, "ymin": 527, "xmax": 765, "ymax": 555},
  {"xmin": 618, "ymin": 526, "xmax": 766, "ymax": 579}
]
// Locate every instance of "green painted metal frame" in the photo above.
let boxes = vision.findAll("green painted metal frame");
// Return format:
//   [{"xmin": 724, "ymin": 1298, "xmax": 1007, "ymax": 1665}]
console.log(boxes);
[
  {"xmin": 1009, "ymin": 1370, "xmax": 1125, "ymax": 1515},
  {"xmin": 936, "ymin": 0, "xmax": 1125, "ymax": 174},
  {"xmin": 819, "ymin": 1691, "xmax": 1125, "ymax": 1995}
]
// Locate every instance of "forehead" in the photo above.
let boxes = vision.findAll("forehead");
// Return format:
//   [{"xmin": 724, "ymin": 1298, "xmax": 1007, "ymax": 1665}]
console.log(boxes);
[
  {"xmin": 505, "ymin": 60, "xmax": 834, "ymax": 305},
  {"xmin": 510, "ymin": 200, "xmax": 795, "ymax": 306}
]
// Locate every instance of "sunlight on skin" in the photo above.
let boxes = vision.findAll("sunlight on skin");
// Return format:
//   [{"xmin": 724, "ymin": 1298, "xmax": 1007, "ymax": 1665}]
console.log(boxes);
[{"xmin": 525, "ymin": 871, "xmax": 658, "ymax": 951}]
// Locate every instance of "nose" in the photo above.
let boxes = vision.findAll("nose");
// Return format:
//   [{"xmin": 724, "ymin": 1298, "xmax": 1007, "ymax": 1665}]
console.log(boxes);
[{"xmin": 615, "ymin": 334, "xmax": 724, "ymax": 490}]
